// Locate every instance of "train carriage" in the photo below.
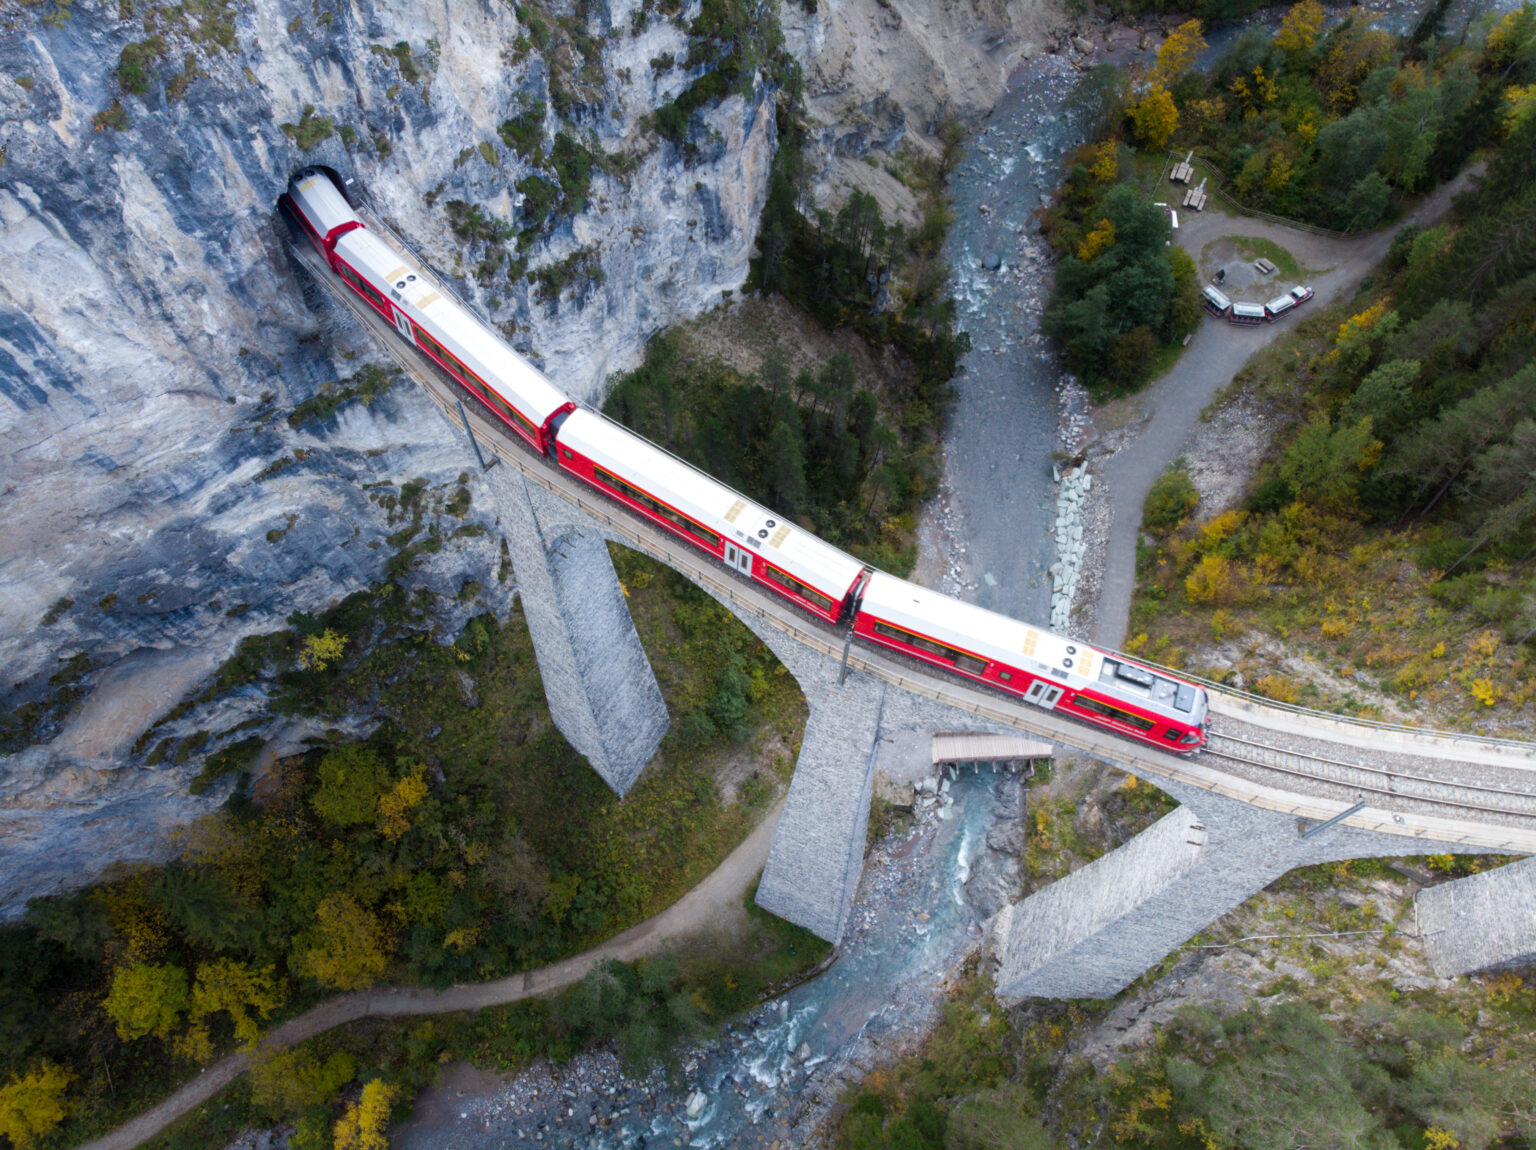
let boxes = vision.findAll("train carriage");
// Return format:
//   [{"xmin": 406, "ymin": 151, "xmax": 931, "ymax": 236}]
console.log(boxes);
[
  {"xmin": 284, "ymin": 169, "xmax": 573, "ymax": 453},
  {"xmin": 280, "ymin": 168, "xmax": 1213, "ymax": 756},
  {"xmin": 554, "ymin": 410, "xmax": 867, "ymax": 624},
  {"xmin": 855, "ymin": 572, "xmax": 1208, "ymax": 749},
  {"xmin": 328, "ymin": 228, "xmax": 574, "ymax": 453},
  {"xmin": 286, "ymin": 169, "xmax": 361, "ymax": 254}
]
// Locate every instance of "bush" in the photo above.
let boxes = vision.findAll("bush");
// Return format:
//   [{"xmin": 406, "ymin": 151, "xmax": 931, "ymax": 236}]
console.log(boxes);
[
  {"xmin": 118, "ymin": 37, "xmax": 164, "ymax": 95},
  {"xmin": 1145, "ymin": 468, "xmax": 1198, "ymax": 535}
]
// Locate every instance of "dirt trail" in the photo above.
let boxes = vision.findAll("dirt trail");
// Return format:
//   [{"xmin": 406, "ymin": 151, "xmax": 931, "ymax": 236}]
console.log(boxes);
[
  {"xmin": 72, "ymin": 797, "xmax": 787, "ymax": 1150},
  {"xmin": 1091, "ymin": 169, "xmax": 1481, "ymax": 650}
]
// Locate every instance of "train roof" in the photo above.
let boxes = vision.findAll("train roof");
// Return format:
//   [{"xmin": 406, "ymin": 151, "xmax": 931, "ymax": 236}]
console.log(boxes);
[
  {"xmin": 859, "ymin": 572, "xmax": 1204, "ymax": 721},
  {"xmin": 332, "ymin": 228, "xmax": 570, "ymax": 426},
  {"xmin": 1202, "ymin": 285, "xmax": 1232, "ymax": 310},
  {"xmin": 1266, "ymin": 294, "xmax": 1296, "ymax": 313},
  {"xmin": 1232, "ymin": 301, "xmax": 1267, "ymax": 317},
  {"xmin": 289, "ymin": 171, "xmax": 358, "ymax": 240},
  {"xmin": 558, "ymin": 409, "xmax": 867, "ymax": 598}
]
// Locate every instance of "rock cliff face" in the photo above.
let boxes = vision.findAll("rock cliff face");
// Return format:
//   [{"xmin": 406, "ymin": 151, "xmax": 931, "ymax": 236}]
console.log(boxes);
[
  {"xmin": 0, "ymin": 0, "xmax": 773, "ymax": 912},
  {"xmin": 782, "ymin": 0, "xmax": 1068, "ymax": 217},
  {"xmin": 0, "ymin": 0, "xmax": 1070, "ymax": 912}
]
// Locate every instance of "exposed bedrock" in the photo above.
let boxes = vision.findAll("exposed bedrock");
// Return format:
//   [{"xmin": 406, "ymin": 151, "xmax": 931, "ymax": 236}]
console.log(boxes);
[
  {"xmin": 0, "ymin": 0, "xmax": 771, "ymax": 911},
  {"xmin": 0, "ymin": 0, "xmax": 1076, "ymax": 907}
]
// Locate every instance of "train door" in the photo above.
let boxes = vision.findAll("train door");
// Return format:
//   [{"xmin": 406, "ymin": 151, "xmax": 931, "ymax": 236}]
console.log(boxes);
[
  {"xmin": 723, "ymin": 543, "xmax": 753, "ymax": 577},
  {"xmin": 1023, "ymin": 679, "xmax": 1065, "ymax": 709},
  {"xmin": 392, "ymin": 307, "xmax": 414, "ymax": 342}
]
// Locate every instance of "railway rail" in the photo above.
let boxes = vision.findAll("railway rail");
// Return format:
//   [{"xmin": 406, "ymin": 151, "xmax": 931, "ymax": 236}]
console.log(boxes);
[{"xmin": 288, "ymin": 236, "xmax": 1536, "ymax": 856}]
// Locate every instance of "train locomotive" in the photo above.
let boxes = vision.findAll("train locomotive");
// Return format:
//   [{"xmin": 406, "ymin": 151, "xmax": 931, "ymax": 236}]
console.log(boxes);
[{"xmin": 282, "ymin": 168, "xmax": 1210, "ymax": 753}]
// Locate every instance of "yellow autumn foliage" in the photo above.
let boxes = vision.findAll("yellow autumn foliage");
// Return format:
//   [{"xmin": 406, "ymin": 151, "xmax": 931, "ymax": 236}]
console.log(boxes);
[
  {"xmin": 334, "ymin": 1079, "xmax": 398, "ymax": 1150},
  {"xmin": 1276, "ymin": 0, "xmax": 1326, "ymax": 54},
  {"xmin": 377, "ymin": 765, "xmax": 429, "ymax": 842},
  {"xmin": 1130, "ymin": 85, "xmax": 1180, "ymax": 150},
  {"xmin": 0, "ymin": 1063, "xmax": 72, "ymax": 1150},
  {"xmin": 297, "ymin": 628, "xmax": 348, "ymax": 672},
  {"xmin": 1153, "ymin": 19, "xmax": 1206, "ymax": 86}
]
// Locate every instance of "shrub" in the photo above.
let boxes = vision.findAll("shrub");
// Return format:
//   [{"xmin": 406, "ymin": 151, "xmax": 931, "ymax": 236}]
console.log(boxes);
[
  {"xmin": 1145, "ymin": 468, "xmax": 1199, "ymax": 535},
  {"xmin": 1186, "ymin": 554, "xmax": 1235, "ymax": 603},
  {"xmin": 117, "ymin": 37, "xmax": 164, "ymax": 95}
]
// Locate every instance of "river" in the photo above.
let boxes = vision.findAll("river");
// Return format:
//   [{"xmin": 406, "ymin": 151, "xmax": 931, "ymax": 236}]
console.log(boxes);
[
  {"xmin": 391, "ymin": 40, "xmax": 1116, "ymax": 1150},
  {"xmin": 394, "ymin": 766, "xmax": 1019, "ymax": 1149}
]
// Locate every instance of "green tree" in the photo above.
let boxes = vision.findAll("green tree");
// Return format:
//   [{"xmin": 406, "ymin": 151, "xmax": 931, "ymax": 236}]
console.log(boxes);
[
  {"xmin": 1344, "ymin": 359, "xmax": 1421, "ymax": 440},
  {"xmin": 103, "ymin": 961, "xmax": 189, "ymax": 1041},
  {"xmin": 310, "ymin": 745, "xmax": 392, "ymax": 828},
  {"xmin": 250, "ymin": 1044, "xmax": 357, "ymax": 1117},
  {"xmin": 0, "ymin": 1063, "xmax": 71, "ymax": 1150},
  {"xmin": 1144, "ymin": 468, "xmax": 1198, "ymax": 534},
  {"xmin": 1165, "ymin": 247, "xmax": 1204, "ymax": 338},
  {"xmin": 765, "ymin": 418, "xmax": 808, "ymax": 513},
  {"xmin": 151, "ymin": 865, "xmax": 247, "ymax": 952},
  {"xmin": 1278, "ymin": 415, "xmax": 1382, "ymax": 512},
  {"xmin": 299, "ymin": 894, "xmax": 392, "ymax": 991},
  {"xmin": 1170, "ymin": 1004, "xmax": 1392, "ymax": 1149}
]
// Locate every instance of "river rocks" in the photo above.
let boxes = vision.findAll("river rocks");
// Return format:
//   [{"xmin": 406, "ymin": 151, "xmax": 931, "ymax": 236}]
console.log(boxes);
[
  {"xmin": 1049, "ymin": 464, "xmax": 1093, "ymax": 634},
  {"xmin": 685, "ymin": 1091, "xmax": 708, "ymax": 1119}
]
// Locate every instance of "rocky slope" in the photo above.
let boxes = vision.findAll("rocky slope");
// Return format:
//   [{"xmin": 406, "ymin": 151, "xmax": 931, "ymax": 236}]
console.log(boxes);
[
  {"xmin": 0, "ymin": 0, "xmax": 773, "ymax": 913},
  {"xmin": 782, "ymin": 0, "xmax": 1069, "ymax": 219},
  {"xmin": 0, "ymin": 0, "xmax": 1074, "ymax": 913}
]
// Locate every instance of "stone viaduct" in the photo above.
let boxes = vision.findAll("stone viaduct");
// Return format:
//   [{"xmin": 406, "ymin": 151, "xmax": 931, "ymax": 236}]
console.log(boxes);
[{"xmin": 293, "ymin": 226, "xmax": 1536, "ymax": 1002}]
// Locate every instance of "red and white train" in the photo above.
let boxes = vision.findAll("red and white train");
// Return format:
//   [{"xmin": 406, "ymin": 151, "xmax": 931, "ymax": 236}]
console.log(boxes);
[
  {"xmin": 1202, "ymin": 283, "xmax": 1313, "ymax": 325},
  {"xmin": 283, "ymin": 169, "xmax": 1210, "ymax": 752}
]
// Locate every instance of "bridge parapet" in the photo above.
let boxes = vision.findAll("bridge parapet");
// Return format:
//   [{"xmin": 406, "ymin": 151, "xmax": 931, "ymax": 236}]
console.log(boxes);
[{"xmin": 290, "ymin": 229, "xmax": 1536, "ymax": 988}]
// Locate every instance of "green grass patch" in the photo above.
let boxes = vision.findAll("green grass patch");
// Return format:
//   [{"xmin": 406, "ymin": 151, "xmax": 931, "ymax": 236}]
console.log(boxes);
[{"xmin": 1213, "ymin": 233, "xmax": 1305, "ymax": 280}]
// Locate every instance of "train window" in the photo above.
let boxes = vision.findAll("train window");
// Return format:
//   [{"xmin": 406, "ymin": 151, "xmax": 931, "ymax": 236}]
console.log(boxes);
[
  {"xmin": 871, "ymin": 621, "xmax": 985, "ymax": 674},
  {"xmin": 762, "ymin": 565, "xmax": 834, "ymax": 611},
  {"xmin": 592, "ymin": 466, "xmax": 721, "ymax": 547},
  {"xmin": 339, "ymin": 264, "xmax": 388, "ymax": 311},
  {"xmin": 415, "ymin": 329, "xmax": 537, "ymax": 439},
  {"xmin": 1073, "ymin": 695, "xmax": 1157, "ymax": 731},
  {"xmin": 1163, "ymin": 730, "xmax": 1184, "ymax": 741}
]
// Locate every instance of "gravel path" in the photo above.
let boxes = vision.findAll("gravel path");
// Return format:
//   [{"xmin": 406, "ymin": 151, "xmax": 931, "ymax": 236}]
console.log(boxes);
[
  {"xmin": 1090, "ymin": 169, "xmax": 1483, "ymax": 650},
  {"xmin": 71, "ymin": 798, "xmax": 786, "ymax": 1150}
]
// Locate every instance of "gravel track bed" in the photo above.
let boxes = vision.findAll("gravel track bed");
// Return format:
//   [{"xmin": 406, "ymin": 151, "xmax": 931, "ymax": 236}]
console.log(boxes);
[{"xmin": 1205, "ymin": 714, "xmax": 1536, "ymax": 832}]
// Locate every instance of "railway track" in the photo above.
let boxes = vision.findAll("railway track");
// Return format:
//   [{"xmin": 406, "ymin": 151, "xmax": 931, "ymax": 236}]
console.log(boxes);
[
  {"xmin": 1204, "ymin": 729, "xmax": 1536, "ymax": 822},
  {"xmin": 288, "ymin": 228, "xmax": 1536, "ymax": 849}
]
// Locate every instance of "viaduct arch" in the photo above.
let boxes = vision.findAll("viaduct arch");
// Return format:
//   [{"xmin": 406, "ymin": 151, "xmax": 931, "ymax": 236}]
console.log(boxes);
[{"xmin": 290, "ymin": 220, "xmax": 1536, "ymax": 1001}]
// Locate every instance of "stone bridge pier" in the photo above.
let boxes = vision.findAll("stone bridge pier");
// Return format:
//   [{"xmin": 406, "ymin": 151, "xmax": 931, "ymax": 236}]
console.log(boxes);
[
  {"xmin": 989, "ymin": 778, "xmax": 1498, "ymax": 1002},
  {"xmin": 483, "ymin": 460, "xmax": 1526, "ymax": 995},
  {"xmin": 483, "ymin": 461, "xmax": 1027, "ymax": 941},
  {"xmin": 483, "ymin": 462, "xmax": 670, "ymax": 795}
]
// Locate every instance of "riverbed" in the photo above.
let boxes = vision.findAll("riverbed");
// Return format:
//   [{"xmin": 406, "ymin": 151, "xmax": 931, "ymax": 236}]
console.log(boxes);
[{"xmin": 393, "ymin": 766, "xmax": 1020, "ymax": 1149}]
